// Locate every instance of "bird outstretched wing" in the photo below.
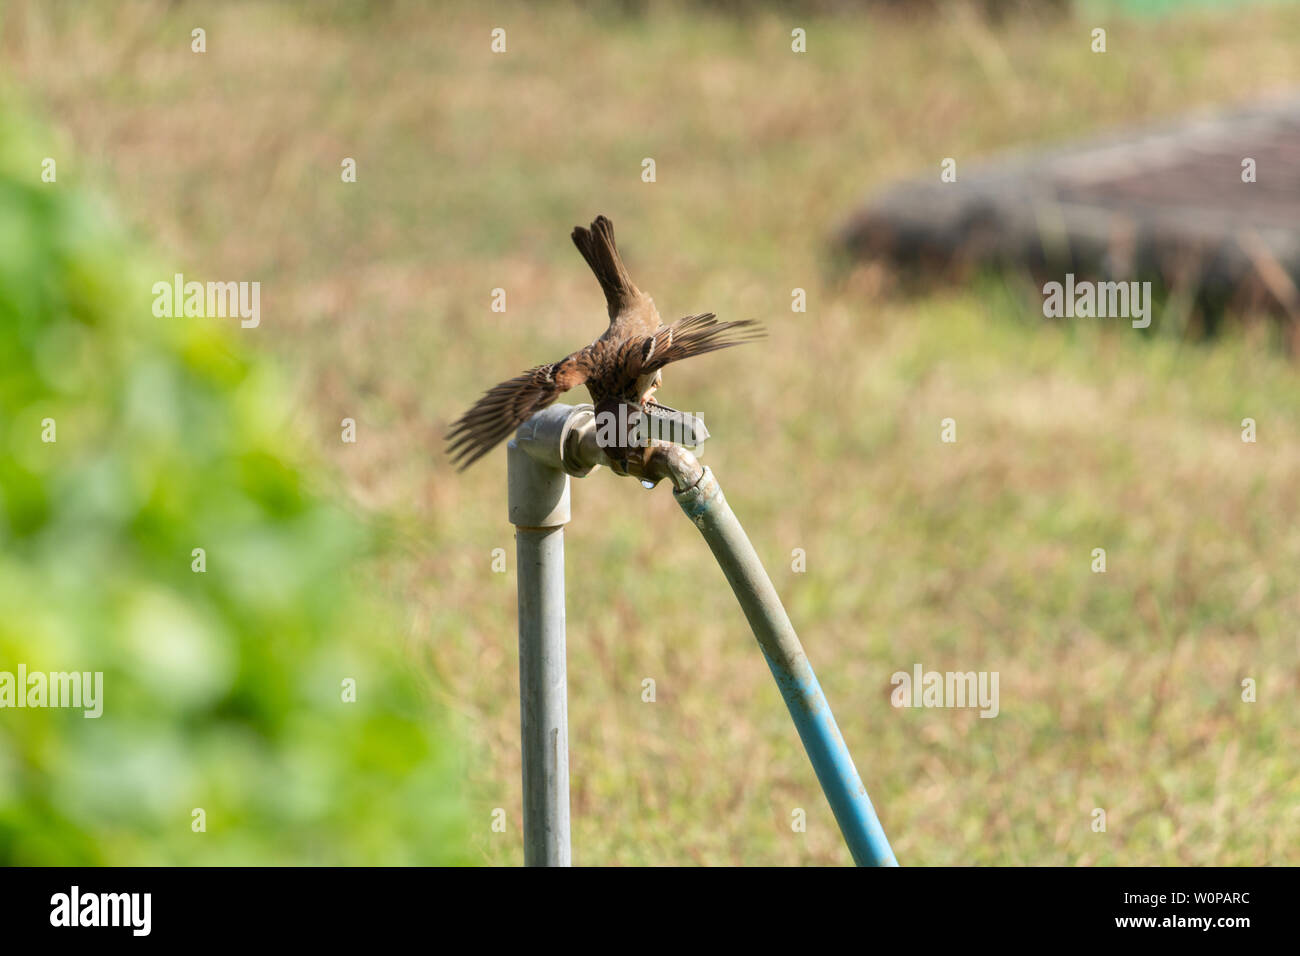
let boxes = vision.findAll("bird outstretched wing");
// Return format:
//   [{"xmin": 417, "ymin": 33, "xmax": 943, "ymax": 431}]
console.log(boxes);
[
  {"xmin": 636, "ymin": 312, "xmax": 765, "ymax": 374},
  {"xmin": 446, "ymin": 355, "xmax": 590, "ymax": 470}
]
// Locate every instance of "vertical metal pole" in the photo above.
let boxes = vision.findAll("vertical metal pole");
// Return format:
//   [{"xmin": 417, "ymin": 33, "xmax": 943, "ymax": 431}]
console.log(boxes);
[
  {"xmin": 674, "ymin": 467, "xmax": 898, "ymax": 866},
  {"xmin": 508, "ymin": 437, "xmax": 571, "ymax": 866}
]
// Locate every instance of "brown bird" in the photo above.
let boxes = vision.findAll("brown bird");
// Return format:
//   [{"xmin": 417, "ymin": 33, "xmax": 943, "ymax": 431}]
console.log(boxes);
[{"xmin": 446, "ymin": 215, "xmax": 763, "ymax": 470}]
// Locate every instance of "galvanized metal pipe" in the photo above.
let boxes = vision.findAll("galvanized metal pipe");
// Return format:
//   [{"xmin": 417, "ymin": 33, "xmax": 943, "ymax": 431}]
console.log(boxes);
[
  {"xmin": 507, "ymin": 428, "xmax": 573, "ymax": 867},
  {"xmin": 674, "ymin": 467, "xmax": 899, "ymax": 867},
  {"xmin": 508, "ymin": 403, "xmax": 897, "ymax": 866}
]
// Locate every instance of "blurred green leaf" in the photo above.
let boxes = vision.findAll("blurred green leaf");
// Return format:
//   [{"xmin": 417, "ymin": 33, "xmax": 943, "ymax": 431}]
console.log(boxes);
[{"xmin": 0, "ymin": 96, "xmax": 474, "ymax": 865}]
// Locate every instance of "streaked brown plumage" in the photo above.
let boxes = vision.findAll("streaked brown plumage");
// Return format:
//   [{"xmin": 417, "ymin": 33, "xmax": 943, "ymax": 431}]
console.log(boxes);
[{"xmin": 446, "ymin": 215, "xmax": 763, "ymax": 470}]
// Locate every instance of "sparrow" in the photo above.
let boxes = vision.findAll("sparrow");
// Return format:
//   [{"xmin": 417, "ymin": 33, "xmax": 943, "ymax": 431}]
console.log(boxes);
[{"xmin": 446, "ymin": 215, "xmax": 763, "ymax": 470}]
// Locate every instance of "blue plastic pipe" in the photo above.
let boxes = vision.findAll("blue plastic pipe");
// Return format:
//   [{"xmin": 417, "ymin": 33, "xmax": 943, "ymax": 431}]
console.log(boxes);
[{"xmin": 674, "ymin": 467, "xmax": 898, "ymax": 867}]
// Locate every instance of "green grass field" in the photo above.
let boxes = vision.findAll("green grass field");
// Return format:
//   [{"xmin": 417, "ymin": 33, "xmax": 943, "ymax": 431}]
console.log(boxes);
[{"xmin": 5, "ymin": 0, "xmax": 1298, "ymax": 864}]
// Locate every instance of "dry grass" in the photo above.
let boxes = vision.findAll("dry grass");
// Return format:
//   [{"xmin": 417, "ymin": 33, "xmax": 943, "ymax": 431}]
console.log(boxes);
[{"xmin": 5, "ymin": 0, "xmax": 1299, "ymax": 864}]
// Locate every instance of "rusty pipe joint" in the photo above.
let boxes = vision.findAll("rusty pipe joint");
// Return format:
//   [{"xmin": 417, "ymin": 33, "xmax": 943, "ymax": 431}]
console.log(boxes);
[
  {"xmin": 513, "ymin": 402, "xmax": 707, "ymax": 494},
  {"xmin": 558, "ymin": 405, "xmax": 704, "ymax": 492},
  {"xmin": 622, "ymin": 441, "xmax": 705, "ymax": 493}
]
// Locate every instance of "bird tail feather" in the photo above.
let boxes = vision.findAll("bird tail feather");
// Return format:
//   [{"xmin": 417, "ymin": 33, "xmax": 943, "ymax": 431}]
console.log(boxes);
[{"xmin": 572, "ymin": 215, "xmax": 640, "ymax": 320}]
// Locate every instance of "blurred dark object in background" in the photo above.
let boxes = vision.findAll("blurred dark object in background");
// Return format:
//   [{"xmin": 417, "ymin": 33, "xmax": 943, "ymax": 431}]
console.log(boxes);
[{"xmin": 839, "ymin": 95, "xmax": 1300, "ymax": 350}]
